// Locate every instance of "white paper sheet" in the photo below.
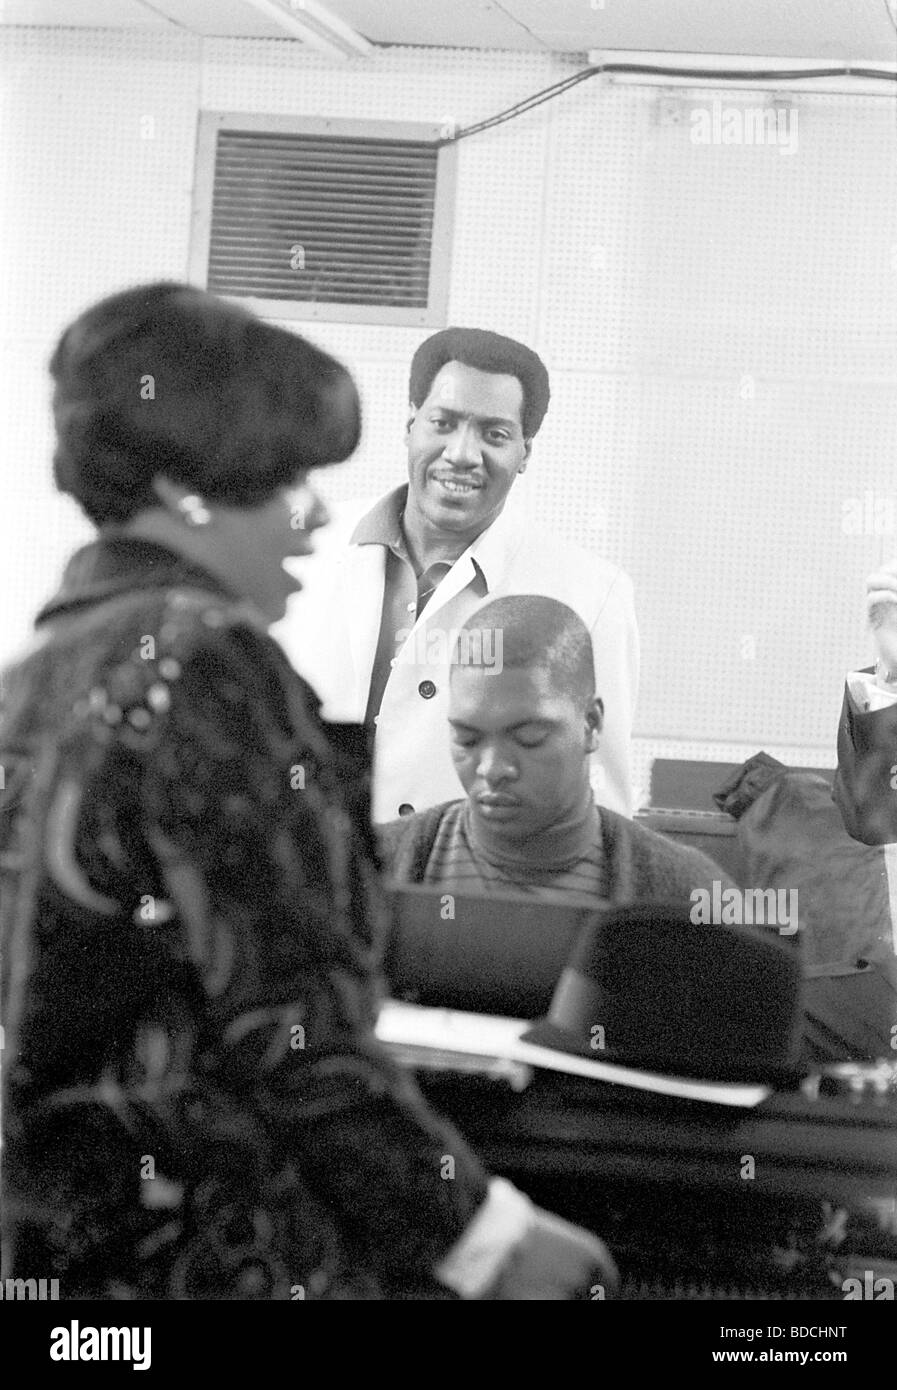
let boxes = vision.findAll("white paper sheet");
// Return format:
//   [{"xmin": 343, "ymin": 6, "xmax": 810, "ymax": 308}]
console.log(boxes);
[{"xmin": 376, "ymin": 1000, "xmax": 771, "ymax": 1108}]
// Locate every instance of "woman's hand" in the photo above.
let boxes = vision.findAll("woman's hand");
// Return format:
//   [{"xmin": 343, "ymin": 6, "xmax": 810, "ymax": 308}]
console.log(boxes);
[
  {"xmin": 866, "ymin": 562, "xmax": 897, "ymax": 629},
  {"xmin": 485, "ymin": 1206, "xmax": 619, "ymax": 1301}
]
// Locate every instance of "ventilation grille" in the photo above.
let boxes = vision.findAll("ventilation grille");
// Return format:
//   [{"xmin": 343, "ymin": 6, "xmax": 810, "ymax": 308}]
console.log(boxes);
[{"xmin": 206, "ymin": 129, "xmax": 440, "ymax": 310}]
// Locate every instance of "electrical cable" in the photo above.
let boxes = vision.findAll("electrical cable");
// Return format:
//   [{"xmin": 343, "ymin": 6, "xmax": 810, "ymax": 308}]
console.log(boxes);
[{"xmin": 437, "ymin": 60, "xmax": 897, "ymax": 146}]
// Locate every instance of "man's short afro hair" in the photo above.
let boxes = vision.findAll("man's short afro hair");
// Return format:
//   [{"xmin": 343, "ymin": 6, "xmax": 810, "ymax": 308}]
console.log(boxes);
[{"xmin": 409, "ymin": 327, "xmax": 550, "ymax": 439}]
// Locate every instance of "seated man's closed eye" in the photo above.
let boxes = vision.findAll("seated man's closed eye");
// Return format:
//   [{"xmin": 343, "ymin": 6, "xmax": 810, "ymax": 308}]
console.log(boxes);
[{"xmin": 378, "ymin": 594, "xmax": 734, "ymax": 910}]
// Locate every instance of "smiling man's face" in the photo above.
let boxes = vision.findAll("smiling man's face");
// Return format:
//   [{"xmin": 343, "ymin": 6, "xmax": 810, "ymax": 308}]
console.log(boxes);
[{"xmin": 404, "ymin": 361, "xmax": 531, "ymax": 544}]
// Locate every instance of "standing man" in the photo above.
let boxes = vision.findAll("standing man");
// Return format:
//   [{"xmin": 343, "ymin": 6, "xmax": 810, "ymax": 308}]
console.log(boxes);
[{"xmin": 275, "ymin": 327, "xmax": 639, "ymax": 824}]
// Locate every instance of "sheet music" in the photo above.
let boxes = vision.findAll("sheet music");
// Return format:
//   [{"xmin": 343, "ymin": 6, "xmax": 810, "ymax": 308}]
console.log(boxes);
[{"xmin": 376, "ymin": 1001, "xmax": 771, "ymax": 1108}]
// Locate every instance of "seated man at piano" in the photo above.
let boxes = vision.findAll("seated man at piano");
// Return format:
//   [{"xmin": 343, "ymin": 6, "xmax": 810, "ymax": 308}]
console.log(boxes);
[{"xmin": 379, "ymin": 594, "xmax": 733, "ymax": 908}]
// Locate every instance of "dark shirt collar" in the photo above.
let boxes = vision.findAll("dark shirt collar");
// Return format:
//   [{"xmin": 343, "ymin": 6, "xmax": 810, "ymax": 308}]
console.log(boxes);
[
  {"xmin": 350, "ymin": 485, "xmax": 408, "ymax": 552},
  {"xmin": 35, "ymin": 532, "xmax": 238, "ymax": 627},
  {"xmin": 351, "ymin": 483, "xmax": 503, "ymax": 589}
]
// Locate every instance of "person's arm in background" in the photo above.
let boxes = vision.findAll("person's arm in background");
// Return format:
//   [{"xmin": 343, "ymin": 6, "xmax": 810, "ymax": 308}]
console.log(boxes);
[
  {"xmin": 589, "ymin": 569, "xmax": 640, "ymax": 818},
  {"xmin": 833, "ymin": 563, "xmax": 897, "ymax": 846},
  {"xmin": 146, "ymin": 609, "xmax": 615, "ymax": 1300}
]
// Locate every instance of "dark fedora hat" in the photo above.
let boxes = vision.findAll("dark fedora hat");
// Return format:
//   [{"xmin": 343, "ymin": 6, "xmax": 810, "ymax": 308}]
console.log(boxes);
[{"xmin": 521, "ymin": 903, "xmax": 805, "ymax": 1085}]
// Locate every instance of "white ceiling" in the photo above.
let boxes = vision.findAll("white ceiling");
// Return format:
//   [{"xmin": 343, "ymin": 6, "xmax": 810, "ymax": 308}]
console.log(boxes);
[{"xmin": 2, "ymin": 0, "xmax": 896, "ymax": 61}]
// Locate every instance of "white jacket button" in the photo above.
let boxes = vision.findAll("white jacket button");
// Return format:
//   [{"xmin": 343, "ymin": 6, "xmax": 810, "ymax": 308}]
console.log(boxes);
[{"xmin": 418, "ymin": 680, "xmax": 436, "ymax": 699}]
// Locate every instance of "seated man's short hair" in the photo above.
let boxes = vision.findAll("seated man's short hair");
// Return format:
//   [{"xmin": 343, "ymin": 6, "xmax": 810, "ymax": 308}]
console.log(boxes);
[{"xmin": 451, "ymin": 594, "xmax": 595, "ymax": 703}]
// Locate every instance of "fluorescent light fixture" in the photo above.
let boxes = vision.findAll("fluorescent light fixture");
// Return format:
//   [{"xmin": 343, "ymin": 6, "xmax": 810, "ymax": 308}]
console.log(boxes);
[
  {"xmin": 290, "ymin": 0, "xmax": 373, "ymax": 56},
  {"xmin": 242, "ymin": 0, "xmax": 373, "ymax": 59}
]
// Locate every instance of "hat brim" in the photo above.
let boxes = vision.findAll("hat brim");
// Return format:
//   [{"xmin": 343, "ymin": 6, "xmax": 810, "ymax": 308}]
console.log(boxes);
[{"xmin": 520, "ymin": 1019, "xmax": 806, "ymax": 1089}]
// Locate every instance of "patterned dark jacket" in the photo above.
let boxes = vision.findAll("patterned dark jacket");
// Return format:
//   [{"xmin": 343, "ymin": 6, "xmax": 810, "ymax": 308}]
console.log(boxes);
[{"xmin": 0, "ymin": 536, "xmax": 487, "ymax": 1299}]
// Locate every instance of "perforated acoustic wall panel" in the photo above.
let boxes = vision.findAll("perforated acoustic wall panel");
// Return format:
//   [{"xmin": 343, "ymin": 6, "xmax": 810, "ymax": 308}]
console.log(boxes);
[
  {"xmin": 626, "ymin": 89, "xmax": 897, "ymax": 751},
  {"xmin": 1, "ymin": 26, "xmax": 201, "ymax": 668},
  {"xmin": 3, "ymin": 28, "xmax": 896, "ymax": 791}
]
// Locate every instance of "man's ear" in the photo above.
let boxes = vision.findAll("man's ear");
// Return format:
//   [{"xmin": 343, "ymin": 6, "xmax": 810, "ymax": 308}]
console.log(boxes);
[
  {"xmin": 518, "ymin": 438, "xmax": 533, "ymax": 473},
  {"xmin": 586, "ymin": 696, "xmax": 604, "ymax": 750},
  {"xmin": 404, "ymin": 404, "xmax": 417, "ymax": 442}
]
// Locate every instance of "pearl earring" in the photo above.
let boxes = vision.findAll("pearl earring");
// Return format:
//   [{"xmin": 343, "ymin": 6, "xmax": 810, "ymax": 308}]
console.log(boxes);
[{"xmin": 177, "ymin": 494, "xmax": 211, "ymax": 528}]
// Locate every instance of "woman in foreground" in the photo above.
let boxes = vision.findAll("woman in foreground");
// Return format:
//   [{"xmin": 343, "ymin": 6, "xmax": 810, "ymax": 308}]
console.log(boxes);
[{"xmin": 0, "ymin": 282, "xmax": 613, "ymax": 1300}]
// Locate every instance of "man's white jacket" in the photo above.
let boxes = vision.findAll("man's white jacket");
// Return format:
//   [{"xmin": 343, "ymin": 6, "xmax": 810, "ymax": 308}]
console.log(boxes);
[{"xmin": 273, "ymin": 487, "xmax": 640, "ymax": 823}]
